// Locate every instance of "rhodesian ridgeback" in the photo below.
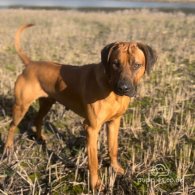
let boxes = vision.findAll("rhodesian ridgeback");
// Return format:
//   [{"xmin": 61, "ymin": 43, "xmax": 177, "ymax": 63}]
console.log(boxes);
[{"xmin": 4, "ymin": 24, "xmax": 157, "ymax": 189}]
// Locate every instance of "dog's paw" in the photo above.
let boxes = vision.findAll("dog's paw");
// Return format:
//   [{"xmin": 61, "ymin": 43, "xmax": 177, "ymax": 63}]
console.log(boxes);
[
  {"xmin": 36, "ymin": 133, "xmax": 47, "ymax": 144},
  {"xmin": 90, "ymin": 174, "xmax": 103, "ymax": 191},
  {"xmin": 2, "ymin": 143, "xmax": 14, "ymax": 161},
  {"xmin": 111, "ymin": 163, "xmax": 125, "ymax": 175}
]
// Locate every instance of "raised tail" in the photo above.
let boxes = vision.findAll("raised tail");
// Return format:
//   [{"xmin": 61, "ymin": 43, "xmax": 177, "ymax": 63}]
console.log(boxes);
[{"xmin": 15, "ymin": 24, "xmax": 34, "ymax": 66}]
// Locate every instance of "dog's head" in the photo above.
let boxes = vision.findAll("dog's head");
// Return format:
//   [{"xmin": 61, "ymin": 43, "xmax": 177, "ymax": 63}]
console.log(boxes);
[{"xmin": 101, "ymin": 42, "xmax": 157, "ymax": 97}]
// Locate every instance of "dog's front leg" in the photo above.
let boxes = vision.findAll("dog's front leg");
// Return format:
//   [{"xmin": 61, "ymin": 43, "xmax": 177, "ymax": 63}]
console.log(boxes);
[
  {"xmin": 107, "ymin": 117, "xmax": 124, "ymax": 175},
  {"xmin": 86, "ymin": 125, "xmax": 101, "ymax": 190}
]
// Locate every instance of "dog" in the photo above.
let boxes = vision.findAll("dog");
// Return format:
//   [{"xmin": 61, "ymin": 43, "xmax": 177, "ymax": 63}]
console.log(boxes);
[{"xmin": 4, "ymin": 24, "xmax": 157, "ymax": 189}]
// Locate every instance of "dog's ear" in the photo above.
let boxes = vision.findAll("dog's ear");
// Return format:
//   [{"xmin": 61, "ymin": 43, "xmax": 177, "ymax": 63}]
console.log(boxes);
[
  {"xmin": 101, "ymin": 42, "xmax": 117, "ymax": 72},
  {"xmin": 137, "ymin": 43, "xmax": 157, "ymax": 74}
]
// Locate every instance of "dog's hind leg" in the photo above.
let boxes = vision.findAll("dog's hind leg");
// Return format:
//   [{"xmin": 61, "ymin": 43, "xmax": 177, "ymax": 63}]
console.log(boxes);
[
  {"xmin": 3, "ymin": 76, "xmax": 47, "ymax": 155},
  {"xmin": 4, "ymin": 99, "xmax": 33, "ymax": 155},
  {"xmin": 34, "ymin": 97, "xmax": 55, "ymax": 141}
]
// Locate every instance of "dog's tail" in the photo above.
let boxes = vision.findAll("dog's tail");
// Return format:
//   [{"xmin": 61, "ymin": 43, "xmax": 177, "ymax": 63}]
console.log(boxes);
[{"xmin": 15, "ymin": 24, "xmax": 34, "ymax": 66}]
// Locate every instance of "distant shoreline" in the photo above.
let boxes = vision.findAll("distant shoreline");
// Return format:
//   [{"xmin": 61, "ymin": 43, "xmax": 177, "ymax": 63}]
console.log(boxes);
[{"xmin": 0, "ymin": 1, "xmax": 195, "ymax": 12}]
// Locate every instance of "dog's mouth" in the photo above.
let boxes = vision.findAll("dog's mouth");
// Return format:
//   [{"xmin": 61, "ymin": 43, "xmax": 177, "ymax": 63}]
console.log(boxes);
[{"xmin": 114, "ymin": 88, "xmax": 137, "ymax": 97}]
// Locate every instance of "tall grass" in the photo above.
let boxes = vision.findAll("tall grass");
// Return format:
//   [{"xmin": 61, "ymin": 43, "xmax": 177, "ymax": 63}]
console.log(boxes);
[{"xmin": 0, "ymin": 9, "xmax": 194, "ymax": 194}]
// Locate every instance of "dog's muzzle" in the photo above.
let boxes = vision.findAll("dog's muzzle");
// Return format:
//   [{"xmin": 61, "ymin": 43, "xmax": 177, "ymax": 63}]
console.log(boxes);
[{"xmin": 114, "ymin": 80, "xmax": 136, "ymax": 97}]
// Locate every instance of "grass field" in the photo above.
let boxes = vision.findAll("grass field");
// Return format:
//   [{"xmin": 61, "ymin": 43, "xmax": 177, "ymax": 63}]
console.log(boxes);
[{"xmin": 0, "ymin": 9, "xmax": 194, "ymax": 194}]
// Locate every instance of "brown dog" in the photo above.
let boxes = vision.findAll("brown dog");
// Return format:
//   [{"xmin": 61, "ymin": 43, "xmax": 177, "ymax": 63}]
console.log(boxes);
[{"xmin": 4, "ymin": 24, "xmax": 157, "ymax": 189}]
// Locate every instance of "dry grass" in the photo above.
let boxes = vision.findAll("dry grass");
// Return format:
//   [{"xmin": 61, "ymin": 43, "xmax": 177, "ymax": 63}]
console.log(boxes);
[{"xmin": 0, "ymin": 9, "xmax": 195, "ymax": 194}]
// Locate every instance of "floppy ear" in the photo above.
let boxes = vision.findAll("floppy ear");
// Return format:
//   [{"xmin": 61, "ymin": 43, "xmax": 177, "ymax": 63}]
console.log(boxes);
[
  {"xmin": 137, "ymin": 43, "xmax": 157, "ymax": 74},
  {"xmin": 101, "ymin": 42, "xmax": 117, "ymax": 74}
]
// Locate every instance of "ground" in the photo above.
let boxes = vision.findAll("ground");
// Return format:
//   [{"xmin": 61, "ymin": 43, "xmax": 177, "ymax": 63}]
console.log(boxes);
[{"xmin": 0, "ymin": 9, "xmax": 194, "ymax": 194}]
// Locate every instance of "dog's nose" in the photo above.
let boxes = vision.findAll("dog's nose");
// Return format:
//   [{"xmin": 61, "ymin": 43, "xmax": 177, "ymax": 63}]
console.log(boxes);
[
  {"xmin": 115, "ymin": 80, "xmax": 136, "ymax": 97},
  {"xmin": 118, "ymin": 83, "xmax": 130, "ymax": 93},
  {"xmin": 116, "ymin": 80, "xmax": 132, "ymax": 94}
]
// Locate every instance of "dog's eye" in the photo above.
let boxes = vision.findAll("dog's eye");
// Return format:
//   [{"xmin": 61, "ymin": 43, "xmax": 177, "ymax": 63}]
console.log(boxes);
[
  {"xmin": 113, "ymin": 60, "xmax": 120, "ymax": 69},
  {"xmin": 133, "ymin": 63, "xmax": 142, "ymax": 70}
]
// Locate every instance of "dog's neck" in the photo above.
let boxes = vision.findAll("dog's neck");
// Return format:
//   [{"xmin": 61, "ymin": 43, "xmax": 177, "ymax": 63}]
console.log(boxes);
[{"xmin": 95, "ymin": 63, "xmax": 112, "ymax": 92}]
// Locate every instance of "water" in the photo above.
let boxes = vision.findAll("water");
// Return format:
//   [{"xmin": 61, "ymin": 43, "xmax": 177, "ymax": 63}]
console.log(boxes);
[{"xmin": 0, "ymin": 0, "xmax": 195, "ymax": 13}]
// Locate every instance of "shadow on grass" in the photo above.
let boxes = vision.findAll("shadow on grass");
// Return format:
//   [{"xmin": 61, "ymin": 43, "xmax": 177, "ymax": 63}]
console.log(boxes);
[
  {"xmin": 0, "ymin": 95, "xmax": 13, "ymax": 118},
  {"xmin": 43, "ymin": 121, "xmax": 86, "ymax": 164}
]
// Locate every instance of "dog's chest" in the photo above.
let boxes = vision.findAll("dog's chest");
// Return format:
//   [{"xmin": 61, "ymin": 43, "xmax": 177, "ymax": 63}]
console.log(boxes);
[
  {"xmin": 91, "ymin": 94, "xmax": 131, "ymax": 123},
  {"xmin": 108, "ymin": 96, "xmax": 130, "ymax": 120}
]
